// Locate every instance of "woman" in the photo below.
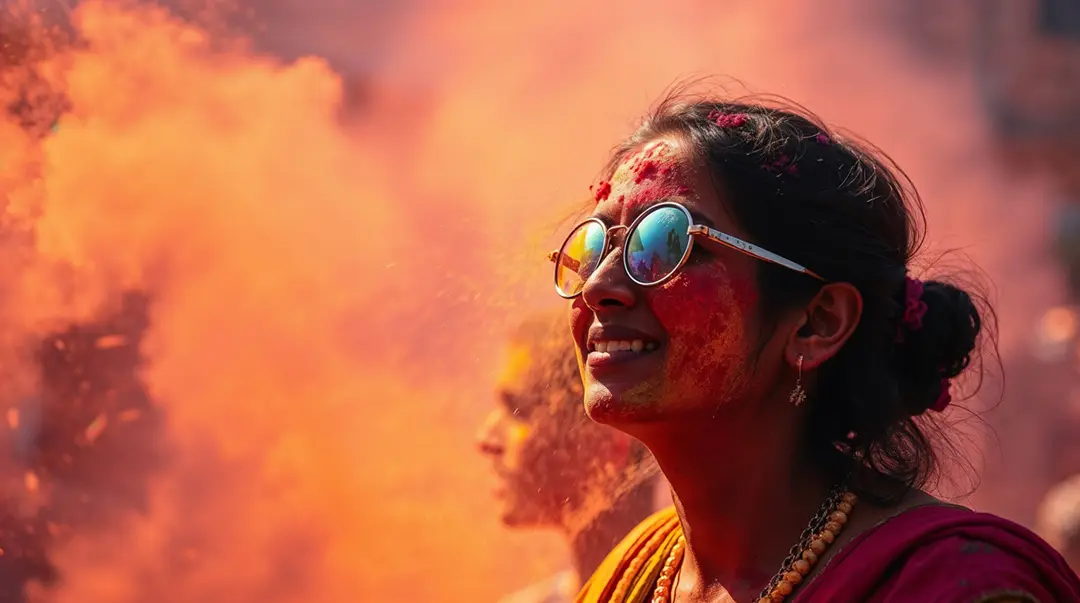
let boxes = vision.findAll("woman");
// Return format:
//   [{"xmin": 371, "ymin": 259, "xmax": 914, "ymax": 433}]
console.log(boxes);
[
  {"xmin": 547, "ymin": 93, "xmax": 1080, "ymax": 602},
  {"xmin": 477, "ymin": 311, "xmax": 660, "ymax": 602}
]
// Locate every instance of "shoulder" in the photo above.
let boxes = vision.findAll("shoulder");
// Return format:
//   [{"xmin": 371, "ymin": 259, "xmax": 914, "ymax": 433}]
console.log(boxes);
[
  {"xmin": 848, "ymin": 505, "xmax": 1080, "ymax": 603},
  {"xmin": 881, "ymin": 531, "xmax": 1049, "ymax": 602},
  {"xmin": 576, "ymin": 507, "xmax": 681, "ymax": 601}
]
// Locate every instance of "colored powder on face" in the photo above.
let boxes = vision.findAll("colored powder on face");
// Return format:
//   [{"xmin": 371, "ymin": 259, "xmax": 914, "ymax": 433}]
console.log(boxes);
[
  {"xmin": 618, "ymin": 178, "xmax": 686, "ymax": 213},
  {"xmin": 633, "ymin": 159, "xmax": 672, "ymax": 184},
  {"xmin": 648, "ymin": 269, "xmax": 759, "ymax": 411},
  {"xmin": 503, "ymin": 422, "xmax": 532, "ymax": 472},
  {"xmin": 594, "ymin": 180, "xmax": 612, "ymax": 202},
  {"xmin": 611, "ymin": 140, "xmax": 675, "ymax": 188},
  {"xmin": 496, "ymin": 344, "xmax": 534, "ymax": 391},
  {"xmin": 606, "ymin": 144, "xmax": 687, "ymax": 213}
]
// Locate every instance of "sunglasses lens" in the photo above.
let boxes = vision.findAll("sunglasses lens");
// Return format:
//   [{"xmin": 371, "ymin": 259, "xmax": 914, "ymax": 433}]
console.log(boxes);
[
  {"xmin": 626, "ymin": 206, "xmax": 691, "ymax": 284},
  {"xmin": 556, "ymin": 220, "xmax": 607, "ymax": 296}
]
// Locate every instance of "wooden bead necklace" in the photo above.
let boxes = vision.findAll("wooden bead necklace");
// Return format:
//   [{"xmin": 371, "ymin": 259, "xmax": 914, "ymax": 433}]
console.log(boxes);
[{"xmin": 649, "ymin": 487, "xmax": 857, "ymax": 603}]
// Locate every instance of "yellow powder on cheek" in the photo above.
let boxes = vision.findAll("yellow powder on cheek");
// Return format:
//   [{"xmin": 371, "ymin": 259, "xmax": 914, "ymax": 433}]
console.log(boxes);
[
  {"xmin": 503, "ymin": 422, "xmax": 532, "ymax": 471},
  {"xmin": 618, "ymin": 375, "xmax": 663, "ymax": 407}
]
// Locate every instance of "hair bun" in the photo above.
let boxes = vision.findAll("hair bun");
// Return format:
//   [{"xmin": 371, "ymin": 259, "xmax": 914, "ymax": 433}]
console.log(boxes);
[{"xmin": 894, "ymin": 279, "xmax": 982, "ymax": 414}]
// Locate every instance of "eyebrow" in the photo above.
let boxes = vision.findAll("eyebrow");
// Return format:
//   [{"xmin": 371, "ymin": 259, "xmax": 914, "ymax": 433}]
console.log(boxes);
[{"xmin": 592, "ymin": 200, "xmax": 717, "ymax": 229}]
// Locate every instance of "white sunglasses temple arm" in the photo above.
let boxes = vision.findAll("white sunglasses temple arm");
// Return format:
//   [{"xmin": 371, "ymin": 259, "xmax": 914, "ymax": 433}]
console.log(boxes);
[{"xmin": 689, "ymin": 225, "xmax": 824, "ymax": 281}]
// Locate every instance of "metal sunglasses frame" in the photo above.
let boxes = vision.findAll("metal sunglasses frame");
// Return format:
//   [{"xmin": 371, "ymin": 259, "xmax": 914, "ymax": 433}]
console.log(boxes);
[{"xmin": 547, "ymin": 201, "xmax": 824, "ymax": 299}]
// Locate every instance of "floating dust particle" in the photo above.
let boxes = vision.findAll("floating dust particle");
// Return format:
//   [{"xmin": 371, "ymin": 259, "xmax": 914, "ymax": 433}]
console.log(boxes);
[
  {"xmin": 117, "ymin": 408, "xmax": 142, "ymax": 422},
  {"xmin": 24, "ymin": 471, "xmax": 38, "ymax": 493},
  {"xmin": 53, "ymin": 339, "xmax": 65, "ymax": 351},
  {"xmin": 6, "ymin": 408, "xmax": 18, "ymax": 429},
  {"xmin": 84, "ymin": 413, "xmax": 107, "ymax": 444},
  {"xmin": 93, "ymin": 334, "xmax": 127, "ymax": 349}
]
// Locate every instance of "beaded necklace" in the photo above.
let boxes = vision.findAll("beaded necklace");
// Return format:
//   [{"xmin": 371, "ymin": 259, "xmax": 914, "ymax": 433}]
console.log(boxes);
[{"xmin": 649, "ymin": 487, "xmax": 857, "ymax": 603}]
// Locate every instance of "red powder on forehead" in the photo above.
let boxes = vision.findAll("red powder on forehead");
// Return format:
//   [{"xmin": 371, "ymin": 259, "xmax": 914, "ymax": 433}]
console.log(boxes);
[
  {"xmin": 623, "ymin": 141, "xmax": 673, "ymax": 174},
  {"xmin": 633, "ymin": 160, "xmax": 672, "ymax": 184},
  {"xmin": 607, "ymin": 140, "xmax": 687, "ymax": 210},
  {"xmin": 594, "ymin": 180, "xmax": 612, "ymax": 202},
  {"xmin": 620, "ymin": 179, "xmax": 684, "ymax": 212}
]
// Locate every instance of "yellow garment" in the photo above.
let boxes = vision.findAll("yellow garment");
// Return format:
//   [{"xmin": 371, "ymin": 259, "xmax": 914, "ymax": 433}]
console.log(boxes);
[{"xmin": 576, "ymin": 507, "xmax": 682, "ymax": 603}]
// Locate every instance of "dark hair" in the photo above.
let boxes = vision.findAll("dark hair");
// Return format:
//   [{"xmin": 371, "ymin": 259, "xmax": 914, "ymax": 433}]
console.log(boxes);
[{"xmin": 602, "ymin": 90, "xmax": 996, "ymax": 503}]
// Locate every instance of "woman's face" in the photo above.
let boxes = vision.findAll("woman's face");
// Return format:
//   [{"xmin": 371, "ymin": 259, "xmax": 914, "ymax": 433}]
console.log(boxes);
[{"xmin": 570, "ymin": 137, "xmax": 771, "ymax": 426}]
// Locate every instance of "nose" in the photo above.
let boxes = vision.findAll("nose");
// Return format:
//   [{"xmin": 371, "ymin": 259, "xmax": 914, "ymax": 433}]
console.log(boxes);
[
  {"xmin": 581, "ymin": 244, "xmax": 637, "ymax": 312},
  {"xmin": 476, "ymin": 409, "xmax": 505, "ymax": 455}
]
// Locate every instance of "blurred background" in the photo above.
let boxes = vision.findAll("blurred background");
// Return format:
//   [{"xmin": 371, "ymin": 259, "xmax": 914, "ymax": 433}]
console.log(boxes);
[{"xmin": 1, "ymin": 0, "xmax": 1080, "ymax": 600}]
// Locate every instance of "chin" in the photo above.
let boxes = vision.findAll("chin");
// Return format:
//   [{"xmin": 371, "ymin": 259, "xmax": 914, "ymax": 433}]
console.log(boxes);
[
  {"xmin": 583, "ymin": 380, "xmax": 666, "ymax": 427},
  {"xmin": 498, "ymin": 502, "xmax": 546, "ymax": 530},
  {"xmin": 499, "ymin": 511, "xmax": 527, "ymax": 528}
]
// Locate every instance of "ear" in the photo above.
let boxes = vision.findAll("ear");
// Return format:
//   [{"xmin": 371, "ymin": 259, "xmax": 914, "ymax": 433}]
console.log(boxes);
[{"xmin": 783, "ymin": 282, "xmax": 863, "ymax": 371}]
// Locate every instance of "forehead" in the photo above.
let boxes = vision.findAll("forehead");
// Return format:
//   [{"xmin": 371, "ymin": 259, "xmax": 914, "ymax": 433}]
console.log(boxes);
[{"xmin": 591, "ymin": 137, "xmax": 724, "ymax": 227}]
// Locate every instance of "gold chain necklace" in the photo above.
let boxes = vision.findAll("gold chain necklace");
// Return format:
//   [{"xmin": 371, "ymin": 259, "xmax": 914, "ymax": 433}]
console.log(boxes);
[{"xmin": 649, "ymin": 488, "xmax": 857, "ymax": 603}]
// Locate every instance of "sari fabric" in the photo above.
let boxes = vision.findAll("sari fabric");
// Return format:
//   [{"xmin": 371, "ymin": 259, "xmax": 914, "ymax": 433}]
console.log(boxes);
[
  {"xmin": 798, "ymin": 504, "xmax": 1080, "ymax": 602},
  {"xmin": 577, "ymin": 505, "xmax": 1080, "ymax": 603},
  {"xmin": 576, "ymin": 507, "xmax": 681, "ymax": 603}
]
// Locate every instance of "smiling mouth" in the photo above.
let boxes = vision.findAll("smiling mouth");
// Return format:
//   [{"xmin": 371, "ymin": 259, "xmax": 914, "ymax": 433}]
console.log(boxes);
[{"xmin": 588, "ymin": 339, "xmax": 659, "ymax": 353}]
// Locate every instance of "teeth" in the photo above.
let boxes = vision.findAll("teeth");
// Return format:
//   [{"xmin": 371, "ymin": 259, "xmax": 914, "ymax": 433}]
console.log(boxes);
[{"xmin": 591, "ymin": 339, "xmax": 656, "ymax": 353}]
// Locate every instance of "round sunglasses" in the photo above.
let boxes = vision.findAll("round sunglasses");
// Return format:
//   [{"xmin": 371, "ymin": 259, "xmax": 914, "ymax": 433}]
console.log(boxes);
[{"xmin": 548, "ymin": 202, "xmax": 824, "ymax": 298}]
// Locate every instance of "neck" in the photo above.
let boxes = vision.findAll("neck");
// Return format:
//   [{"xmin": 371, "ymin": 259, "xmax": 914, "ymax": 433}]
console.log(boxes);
[
  {"xmin": 638, "ymin": 408, "xmax": 834, "ymax": 599},
  {"xmin": 566, "ymin": 479, "xmax": 657, "ymax": 583}
]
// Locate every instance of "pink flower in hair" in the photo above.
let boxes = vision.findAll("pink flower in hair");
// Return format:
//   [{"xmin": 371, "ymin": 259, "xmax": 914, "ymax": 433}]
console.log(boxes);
[
  {"xmin": 765, "ymin": 154, "xmax": 798, "ymax": 176},
  {"xmin": 707, "ymin": 109, "xmax": 748, "ymax": 128},
  {"xmin": 815, "ymin": 133, "xmax": 831, "ymax": 145},
  {"xmin": 931, "ymin": 378, "xmax": 952, "ymax": 412},
  {"xmin": 896, "ymin": 277, "xmax": 928, "ymax": 341}
]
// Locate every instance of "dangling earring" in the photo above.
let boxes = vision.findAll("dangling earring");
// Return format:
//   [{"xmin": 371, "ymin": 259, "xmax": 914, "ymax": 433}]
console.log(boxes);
[{"xmin": 790, "ymin": 354, "xmax": 807, "ymax": 407}]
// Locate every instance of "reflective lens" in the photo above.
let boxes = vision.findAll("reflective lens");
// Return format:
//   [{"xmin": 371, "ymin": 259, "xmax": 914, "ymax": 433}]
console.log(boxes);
[
  {"xmin": 625, "ymin": 206, "xmax": 691, "ymax": 285},
  {"xmin": 555, "ymin": 220, "xmax": 606, "ymax": 297}
]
